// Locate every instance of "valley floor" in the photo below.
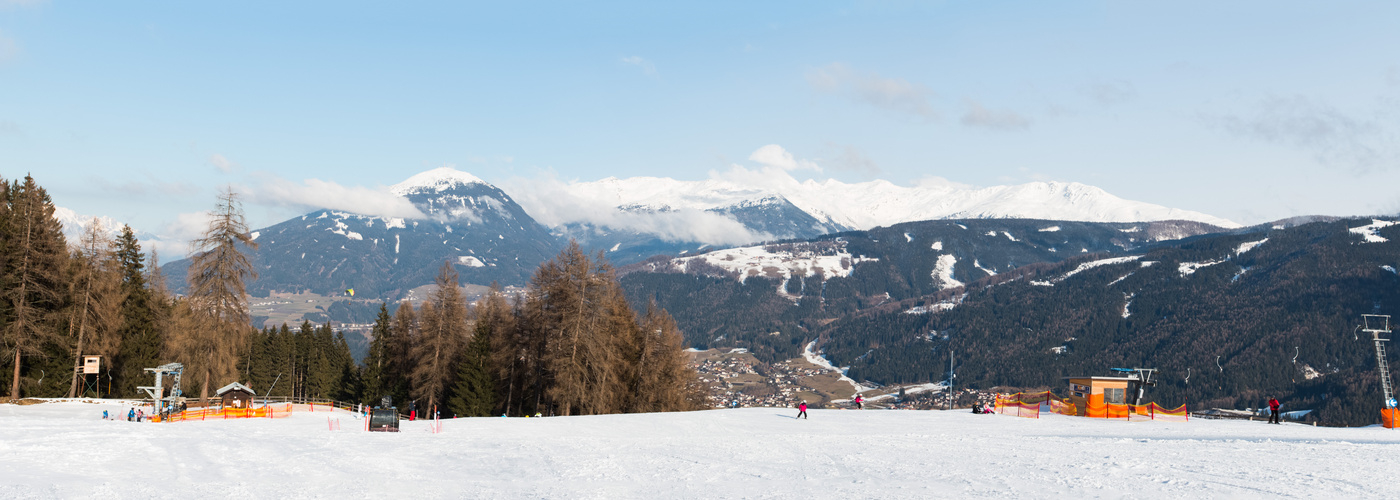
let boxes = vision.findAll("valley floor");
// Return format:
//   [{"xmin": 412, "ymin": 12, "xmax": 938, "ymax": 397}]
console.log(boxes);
[{"xmin": 2, "ymin": 400, "xmax": 1396, "ymax": 499}]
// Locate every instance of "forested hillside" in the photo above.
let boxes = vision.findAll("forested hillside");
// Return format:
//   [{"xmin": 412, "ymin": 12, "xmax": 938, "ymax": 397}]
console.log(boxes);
[{"xmin": 621, "ymin": 216, "xmax": 1400, "ymax": 426}]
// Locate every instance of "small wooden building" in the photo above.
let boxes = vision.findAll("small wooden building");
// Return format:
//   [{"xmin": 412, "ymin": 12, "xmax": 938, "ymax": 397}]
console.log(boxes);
[
  {"xmin": 1065, "ymin": 376, "xmax": 1132, "ymax": 416},
  {"xmin": 216, "ymin": 382, "xmax": 256, "ymax": 409}
]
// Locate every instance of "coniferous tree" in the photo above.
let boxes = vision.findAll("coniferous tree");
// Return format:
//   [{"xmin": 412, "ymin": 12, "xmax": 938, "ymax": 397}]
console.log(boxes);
[
  {"xmin": 630, "ymin": 301, "xmax": 701, "ymax": 412},
  {"xmin": 112, "ymin": 226, "xmax": 161, "ymax": 397},
  {"xmin": 390, "ymin": 300, "xmax": 417, "ymax": 408},
  {"xmin": 448, "ymin": 320, "xmax": 496, "ymax": 417},
  {"xmin": 180, "ymin": 187, "xmax": 258, "ymax": 403},
  {"xmin": 362, "ymin": 303, "xmax": 394, "ymax": 405},
  {"xmin": 410, "ymin": 262, "xmax": 468, "ymax": 411},
  {"xmin": 3, "ymin": 175, "xmax": 69, "ymax": 399}
]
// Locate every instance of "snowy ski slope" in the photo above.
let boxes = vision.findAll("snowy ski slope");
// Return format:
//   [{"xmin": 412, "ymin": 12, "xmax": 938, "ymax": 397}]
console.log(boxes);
[{"xmin": 2, "ymin": 399, "xmax": 1398, "ymax": 499}]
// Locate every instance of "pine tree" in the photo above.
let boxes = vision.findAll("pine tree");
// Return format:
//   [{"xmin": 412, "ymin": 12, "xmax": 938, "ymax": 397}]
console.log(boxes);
[
  {"xmin": 390, "ymin": 301, "xmax": 417, "ymax": 407},
  {"xmin": 3, "ymin": 175, "xmax": 69, "ymax": 399},
  {"xmin": 410, "ymin": 262, "xmax": 469, "ymax": 412},
  {"xmin": 362, "ymin": 303, "xmax": 393, "ymax": 405},
  {"xmin": 409, "ymin": 266, "xmax": 466, "ymax": 411},
  {"xmin": 112, "ymin": 225, "xmax": 161, "ymax": 398},
  {"xmin": 181, "ymin": 187, "xmax": 258, "ymax": 403},
  {"xmin": 448, "ymin": 320, "xmax": 496, "ymax": 417}
]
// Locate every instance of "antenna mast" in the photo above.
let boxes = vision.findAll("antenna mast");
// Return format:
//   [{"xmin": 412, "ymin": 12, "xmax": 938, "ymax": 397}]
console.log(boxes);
[{"xmin": 1362, "ymin": 315, "xmax": 1395, "ymax": 408}]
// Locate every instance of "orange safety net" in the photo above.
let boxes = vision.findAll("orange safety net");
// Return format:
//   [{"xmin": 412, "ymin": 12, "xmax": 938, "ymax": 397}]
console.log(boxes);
[
  {"xmin": 1084, "ymin": 395, "xmax": 1186, "ymax": 422},
  {"xmin": 1384, "ymin": 409, "xmax": 1399, "ymax": 429},
  {"xmin": 162, "ymin": 403, "xmax": 294, "ymax": 422},
  {"xmin": 994, "ymin": 391, "xmax": 1077, "ymax": 419}
]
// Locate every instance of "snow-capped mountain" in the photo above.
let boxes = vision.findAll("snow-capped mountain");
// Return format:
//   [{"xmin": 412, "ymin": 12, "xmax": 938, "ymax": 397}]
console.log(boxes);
[
  {"xmin": 556, "ymin": 175, "xmax": 1240, "ymax": 233},
  {"xmin": 54, "ymin": 206, "xmax": 172, "ymax": 252},
  {"xmin": 164, "ymin": 167, "xmax": 560, "ymax": 299}
]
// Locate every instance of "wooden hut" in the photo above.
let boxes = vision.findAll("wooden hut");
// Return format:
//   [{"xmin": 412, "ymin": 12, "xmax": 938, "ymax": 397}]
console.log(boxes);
[{"xmin": 216, "ymin": 382, "xmax": 256, "ymax": 409}]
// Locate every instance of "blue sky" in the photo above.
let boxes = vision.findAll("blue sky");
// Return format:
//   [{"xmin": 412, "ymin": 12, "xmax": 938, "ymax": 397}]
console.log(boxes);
[{"xmin": 2, "ymin": 1, "xmax": 1398, "ymax": 254}]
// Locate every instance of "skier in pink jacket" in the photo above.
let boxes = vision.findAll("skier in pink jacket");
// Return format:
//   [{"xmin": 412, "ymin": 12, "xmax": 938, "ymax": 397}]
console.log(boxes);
[{"xmin": 797, "ymin": 402, "xmax": 808, "ymax": 419}]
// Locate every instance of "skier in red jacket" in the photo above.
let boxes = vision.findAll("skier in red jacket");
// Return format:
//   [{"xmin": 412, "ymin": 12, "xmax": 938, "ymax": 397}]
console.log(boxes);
[
  {"xmin": 1268, "ymin": 397, "xmax": 1281, "ymax": 424},
  {"xmin": 797, "ymin": 402, "xmax": 808, "ymax": 420}
]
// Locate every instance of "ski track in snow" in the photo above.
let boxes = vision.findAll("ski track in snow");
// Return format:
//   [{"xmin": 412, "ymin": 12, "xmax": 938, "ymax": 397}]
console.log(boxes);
[{"xmin": 4, "ymin": 400, "xmax": 1400, "ymax": 499}]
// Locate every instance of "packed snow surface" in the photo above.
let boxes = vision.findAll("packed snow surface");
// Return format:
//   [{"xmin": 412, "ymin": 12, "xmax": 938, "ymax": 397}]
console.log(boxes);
[
  {"xmin": 5, "ymin": 400, "xmax": 1400, "ymax": 498},
  {"xmin": 1032, "ymin": 256, "xmax": 1141, "ymax": 287},
  {"xmin": 673, "ymin": 242, "xmax": 876, "ymax": 284},
  {"xmin": 931, "ymin": 254, "xmax": 963, "ymax": 290},
  {"xmin": 802, "ymin": 342, "xmax": 869, "ymax": 393},
  {"xmin": 1235, "ymin": 238, "xmax": 1268, "ymax": 255},
  {"xmin": 1349, "ymin": 219, "xmax": 1398, "ymax": 243}
]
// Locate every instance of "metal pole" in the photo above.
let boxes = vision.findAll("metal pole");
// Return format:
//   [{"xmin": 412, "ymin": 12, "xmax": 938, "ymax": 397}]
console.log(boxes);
[{"xmin": 947, "ymin": 348, "xmax": 954, "ymax": 411}]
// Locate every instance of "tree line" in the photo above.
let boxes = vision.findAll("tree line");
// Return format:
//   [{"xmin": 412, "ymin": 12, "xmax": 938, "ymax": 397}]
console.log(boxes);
[
  {"xmin": 1, "ymin": 175, "xmax": 701, "ymax": 419},
  {"xmin": 354, "ymin": 241, "xmax": 704, "ymax": 417}
]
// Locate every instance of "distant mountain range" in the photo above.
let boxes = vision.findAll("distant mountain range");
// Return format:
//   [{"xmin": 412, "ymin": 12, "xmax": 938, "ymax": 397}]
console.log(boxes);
[{"xmin": 152, "ymin": 166, "xmax": 1245, "ymax": 299}]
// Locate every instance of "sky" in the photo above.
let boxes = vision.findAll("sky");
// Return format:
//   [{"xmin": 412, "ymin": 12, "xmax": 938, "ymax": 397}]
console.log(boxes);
[{"xmin": 2, "ymin": 1, "xmax": 1398, "ymax": 256}]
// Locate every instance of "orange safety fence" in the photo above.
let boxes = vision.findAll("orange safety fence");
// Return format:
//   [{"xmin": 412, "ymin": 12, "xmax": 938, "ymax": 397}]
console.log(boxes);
[
  {"xmin": 160, "ymin": 403, "xmax": 294, "ymax": 422},
  {"xmin": 1085, "ymin": 394, "xmax": 1186, "ymax": 422},
  {"xmin": 1384, "ymin": 409, "xmax": 1399, "ymax": 429},
  {"xmin": 995, "ymin": 391, "xmax": 1078, "ymax": 419}
]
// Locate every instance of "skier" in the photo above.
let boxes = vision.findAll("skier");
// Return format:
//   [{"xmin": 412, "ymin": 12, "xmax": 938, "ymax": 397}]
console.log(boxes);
[
  {"xmin": 102, "ymin": 410, "xmax": 108, "ymax": 420},
  {"xmin": 797, "ymin": 402, "xmax": 808, "ymax": 420},
  {"xmin": 127, "ymin": 408, "xmax": 135, "ymax": 422},
  {"xmin": 1268, "ymin": 397, "xmax": 1281, "ymax": 424},
  {"xmin": 854, "ymin": 394, "xmax": 864, "ymax": 410}
]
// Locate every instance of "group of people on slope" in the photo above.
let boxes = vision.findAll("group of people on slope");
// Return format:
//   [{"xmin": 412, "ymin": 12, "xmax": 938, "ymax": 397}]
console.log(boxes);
[
  {"xmin": 101, "ymin": 408, "xmax": 145, "ymax": 422},
  {"xmin": 794, "ymin": 394, "xmax": 867, "ymax": 419}
]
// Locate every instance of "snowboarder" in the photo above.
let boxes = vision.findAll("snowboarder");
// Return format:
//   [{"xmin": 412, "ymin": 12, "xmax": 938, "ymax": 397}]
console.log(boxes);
[
  {"xmin": 1268, "ymin": 397, "xmax": 1281, "ymax": 424},
  {"xmin": 854, "ymin": 394, "xmax": 864, "ymax": 410},
  {"xmin": 797, "ymin": 402, "xmax": 808, "ymax": 420}
]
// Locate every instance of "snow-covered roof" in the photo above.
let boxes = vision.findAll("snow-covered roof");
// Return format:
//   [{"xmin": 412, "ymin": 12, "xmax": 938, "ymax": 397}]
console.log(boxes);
[{"xmin": 215, "ymin": 382, "xmax": 255, "ymax": 396}]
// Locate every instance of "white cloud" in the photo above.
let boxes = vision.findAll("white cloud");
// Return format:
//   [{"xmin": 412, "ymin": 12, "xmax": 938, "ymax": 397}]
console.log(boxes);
[
  {"xmin": 961, "ymin": 99, "xmax": 1030, "ymax": 130},
  {"xmin": 0, "ymin": 32, "xmax": 19, "ymax": 63},
  {"xmin": 0, "ymin": 119, "xmax": 21, "ymax": 137},
  {"xmin": 748, "ymin": 144, "xmax": 820, "ymax": 172},
  {"xmin": 1213, "ymin": 95, "xmax": 1397, "ymax": 172},
  {"xmin": 821, "ymin": 143, "xmax": 881, "ymax": 176},
  {"xmin": 1086, "ymin": 80, "xmax": 1135, "ymax": 105},
  {"xmin": 163, "ymin": 211, "xmax": 215, "ymax": 256},
  {"xmin": 621, "ymin": 55, "xmax": 657, "ymax": 76},
  {"xmin": 501, "ymin": 173, "xmax": 772, "ymax": 246},
  {"xmin": 807, "ymin": 63, "xmax": 937, "ymax": 118},
  {"xmin": 209, "ymin": 153, "xmax": 238, "ymax": 173},
  {"xmin": 241, "ymin": 174, "xmax": 427, "ymax": 220}
]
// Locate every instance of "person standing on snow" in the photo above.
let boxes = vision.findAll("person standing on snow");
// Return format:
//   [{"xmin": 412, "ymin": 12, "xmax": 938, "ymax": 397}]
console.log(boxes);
[
  {"xmin": 854, "ymin": 394, "xmax": 864, "ymax": 410},
  {"xmin": 797, "ymin": 402, "xmax": 808, "ymax": 420},
  {"xmin": 1268, "ymin": 397, "xmax": 1281, "ymax": 424},
  {"xmin": 128, "ymin": 408, "xmax": 135, "ymax": 422}
]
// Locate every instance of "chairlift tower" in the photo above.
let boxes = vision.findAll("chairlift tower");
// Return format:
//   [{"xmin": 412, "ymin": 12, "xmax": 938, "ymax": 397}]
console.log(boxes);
[{"xmin": 1362, "ymin": 315, "xmax": 1395, "ymax": 408}]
